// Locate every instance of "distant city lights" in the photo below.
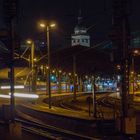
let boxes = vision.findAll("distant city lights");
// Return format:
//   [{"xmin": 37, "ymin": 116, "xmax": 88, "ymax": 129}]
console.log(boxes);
[
  {"xmin": 10, "ymin": 93, "xmax": 39, "ymax": 98},
  {"xmin": 0, "ymin": 93, "xmax": 39, "ymax": 99},
  {"xmin": 0, "ymin": 94, "xmax": 10, "ymax": 99},
  {"xmin": 0, "ymin": 85, "xmax": 25, "ymax": 89}
]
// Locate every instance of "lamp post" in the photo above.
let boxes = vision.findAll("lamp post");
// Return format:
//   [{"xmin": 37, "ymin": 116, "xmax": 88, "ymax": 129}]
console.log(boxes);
[
  {"xmin": 40, "ymin": 22, "xmax": 56, "ymax": 109},
  {"xmin": 73, "ymin": 55, "xmax": 76, "ymax": 100},
  {"xmin": 26, "ymin": 40, "xmax": 35, "ymax": 71},
  {"xmin": 58, "ymin": 70, "xmax": 62, "ymax": 94},
  {"xmin": 10, "ymin": 19, "xmax": 15, "ymax": 122},
  {"xmin": 26, "ymin": 39, "xmax": 36, "ymax": 92},
  {"xmin": 131, "ymin": 57, "xmax": 135, "ymax": 95},
  {"xmin": 68, "ymin": 73, "xmax": 72, "ymax": 92},
  {"xmin": 92, "ymin": 75, "xmax": 97, "ymax": 117}
]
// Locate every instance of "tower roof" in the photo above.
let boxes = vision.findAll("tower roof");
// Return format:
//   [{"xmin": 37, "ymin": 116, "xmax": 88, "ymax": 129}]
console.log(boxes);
[
  {"xmin": 74, "ymin": 26, "xmax": 87, "ymax": 35},
  {"xmin": 74, "ymin": 10, "xmax": 87, "ymax": 35}
]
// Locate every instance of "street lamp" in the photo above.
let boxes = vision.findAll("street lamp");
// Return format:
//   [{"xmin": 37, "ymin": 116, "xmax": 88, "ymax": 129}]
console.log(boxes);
[
  {"xmin": 39, "ymin": 22, "xmax": 56, "ymax": 109},
  {"xmin": 26, "ymin": 39, "xmax": 36, "ymax": 92},
  {"xmin": 58, "ymin": 69, "xmax": 62, "ymax": 94},
  {"xmin": 26, "ymin": 39, "xmax": 35, "ymax": 68},
  {"xmin": 26, "ymin": 39, "xmax": 32, "ymax": 45}
]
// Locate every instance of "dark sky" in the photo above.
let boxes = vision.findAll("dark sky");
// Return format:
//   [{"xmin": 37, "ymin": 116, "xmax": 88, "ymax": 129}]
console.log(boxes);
[
  {"xmin": 19, "ymin": 0, "xmax": 112, "ymax": 45},
  {"xmin": 0, "ymin": 0, "xmax": 140, "ymax": 48}
]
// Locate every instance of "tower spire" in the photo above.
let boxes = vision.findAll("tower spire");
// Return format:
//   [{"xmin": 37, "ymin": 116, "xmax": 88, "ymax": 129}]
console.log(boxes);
[{"xmin": 78, "ymin": 9, "xmax": 82, "ymax": 25}]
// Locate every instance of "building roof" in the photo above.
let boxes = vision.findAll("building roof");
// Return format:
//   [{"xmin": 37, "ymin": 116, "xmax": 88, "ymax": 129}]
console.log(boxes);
[{"xmin": 50, "ymin": 45, "xmax": 114, "ymax": 75}]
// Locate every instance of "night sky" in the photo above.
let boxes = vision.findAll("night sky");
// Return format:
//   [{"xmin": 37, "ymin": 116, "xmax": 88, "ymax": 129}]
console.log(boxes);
[
  {"xmin": 0, "ymin": 0, "xmax": 140, "ymax": 48},
  {"xmin": 19, "ymin": 0, "xmax": 112, "ymax": 46}
]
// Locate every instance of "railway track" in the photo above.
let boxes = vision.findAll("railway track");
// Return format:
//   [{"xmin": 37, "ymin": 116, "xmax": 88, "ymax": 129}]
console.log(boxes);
[
  {"xmin": 15, "ymin": 117, "xmax": 100, "ymax": 140},
  {"xmin": 15, "ymin": 106, "xmax": 100, "ymax": 140},
  {"xmin": 96, "ymin": 94, "xmax": 140, "ymax": 139},
  {"xmin": 53, "ymin": 93, "xmax": 116, "ymax": 119},
  {"xmin": 24, "ymin": 93, "xmax": 140, "ymax": 139}
]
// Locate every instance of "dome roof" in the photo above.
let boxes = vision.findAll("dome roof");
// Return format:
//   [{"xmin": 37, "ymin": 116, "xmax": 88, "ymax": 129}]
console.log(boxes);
[{"xmin": 74, "ymin": 25, "xmax": 87, "ymax": 34}]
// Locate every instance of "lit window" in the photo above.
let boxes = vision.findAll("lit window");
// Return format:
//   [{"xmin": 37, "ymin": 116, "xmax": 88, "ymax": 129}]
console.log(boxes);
[
  {"xmin": 73, "ymin": 39, "xmax": 75, "ymax": 43},
  {"xmin": 86, "ymin": 39, "xmax": 88, "ymax": 43}
]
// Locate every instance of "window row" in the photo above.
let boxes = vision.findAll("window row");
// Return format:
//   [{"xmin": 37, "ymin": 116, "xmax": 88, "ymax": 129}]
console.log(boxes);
[{"xmin": 72, "ymin": 39, "xmax": 89, "ymax": 43}]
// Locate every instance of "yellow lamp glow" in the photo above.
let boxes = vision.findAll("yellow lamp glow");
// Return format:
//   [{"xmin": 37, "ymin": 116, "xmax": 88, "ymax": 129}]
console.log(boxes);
[
  {"xmin": 26, "ymin": 40, "xmax": 32, "ymax": 44},
  {"xmin": 40, "ymin": 23, "xmax": 46, "ymax": 28}
]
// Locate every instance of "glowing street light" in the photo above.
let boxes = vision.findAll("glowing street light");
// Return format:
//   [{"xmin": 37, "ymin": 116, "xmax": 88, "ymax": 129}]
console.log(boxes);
[
  {"xmin": 116, "ymin": 64, "xmax": 121, "ymax": 70},
  {"xmin": 40, "ymin": 23, "xmax": 46, "ymax": 28},
  {"xmin": 68, "ymin": 73, "xmax": 71, "ymax": 76},
  {"xmin": 39, "ymin": 22, "xmax": 56, "ymax": 29},
  {"xmin": 50, "ymin": 23, "xmax": 56, "ymax": 28},
  {"xmin": 133, "ymin": 49, "xmax": 139, "ymax": 55},
  {"xmin": 34, "ymin": 58, "xmax": 37, "ymax": 62},
  {"xmin": 59, "ymin": 70, "xmax": 62, "ymax": 73},
  {"xmin": 131, "ymin": 71, "xmax": 134, "ymax": 75},
  {"xmin": 26, "ymin": 39, "xmax": 32, "ymax": 45},
  {"xmin": 52, "ymin": 70, "xmax": 55, "ymax": 73}
]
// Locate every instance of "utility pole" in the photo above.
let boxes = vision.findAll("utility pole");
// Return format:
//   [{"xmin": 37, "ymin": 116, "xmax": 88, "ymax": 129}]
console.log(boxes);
[
  {"xmin": 58, "ymin": 70, "xmax": 62, "ymax": 94},
  {"xmin": 121, "ymin": 10, "xmax": 130, "ymax": 119},
  {"xmin": 73, "ymin": 55, "xmax": 77, "ymax": 100},
  {"xmin": 46, "ymin": 25, "xmax": 52, "ymax": 109},
  {"xmin": 31, "ymin": 42, "xmax": 36, "ymax": 92},
  {"xmin": 3, "ymin": 0, "xmax": 18, "ymax": 122},
  {"xmin": 131, "ymin": 56, "xmax": 135, "ymax": 95},
  {"xmin": 92, "ymin": 76, "xmax": 97, "ymax": 118},
  {"xmin": 111, "ymin": 0, "xmax": 136, "ymax": 135},
  {"xmin": 4, "ymin": 1, "xmax": 22, "ymax": 139},
  {"xmin": 10, "ymin": 18, "xmax": 15, "ymax": 122},
  {"xmin": 31, "ymin": 42, "xmax": 35, "ymax": 72}
]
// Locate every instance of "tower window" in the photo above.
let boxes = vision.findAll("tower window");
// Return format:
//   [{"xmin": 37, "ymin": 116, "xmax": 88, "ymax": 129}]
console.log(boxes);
[
  {"xmin": 73, "ymin": 39, "xmax": 75, "ymax": 43},
  {"xmin": 86, "ymin": 39, "xmax": 88, "ymax": 43},
  {"xmin": 82, "ymin": 39, "xmax": 84, "ymax": 42},
  {"xmin": 77, "ymin": 39, "xmax": 80, "ymax": 43}
]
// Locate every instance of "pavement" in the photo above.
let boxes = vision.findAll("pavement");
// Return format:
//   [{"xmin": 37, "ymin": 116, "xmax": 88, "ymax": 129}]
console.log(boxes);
[{"xmin": 0, "ymin": 90, "xmax": 140, "ymax": 139}]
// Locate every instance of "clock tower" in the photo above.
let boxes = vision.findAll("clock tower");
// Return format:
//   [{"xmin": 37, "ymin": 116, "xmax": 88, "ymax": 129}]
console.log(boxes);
[{"xmin": 71, "ymin": 12, "xmax": 90, "ymax": 47}]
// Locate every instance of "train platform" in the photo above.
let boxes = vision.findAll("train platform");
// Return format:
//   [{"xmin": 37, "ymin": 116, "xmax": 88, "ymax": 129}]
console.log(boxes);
[
  {"xmin": 19, "ymin": 91, "xmax": 97, "ymax": 121},
  {"xmin": 0, "ymin": 91, "xmax": 139, "ymax": 140}
]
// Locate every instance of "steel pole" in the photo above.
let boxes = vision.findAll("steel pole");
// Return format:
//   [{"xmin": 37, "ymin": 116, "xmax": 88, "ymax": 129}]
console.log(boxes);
[
  {"xmin": 132, "ymin": 56, "xmax": 135, "ymax": 95},
  {"xmin": 47, "ymin": 26, "xmax": 51, "ymax": 109},
  {"xmin": 31, "ymin": 42, "xmax": 34, "ymax": 71},
  {"xmin": 73, "ymin": 55, "xmax": 76, "ymax": 100},
  {"xmin": 31, "ymin": 42, "xmax": 36, "ymax": 92},
  {"xmin": 121, "ymin": 18, "xmax": 129, "ymax": 118},
  {"xmin": 58, "ymin": 72, "xmax": 61, "ymax": 94},
  {"xmin": 92, "ymin": 76, "xmax": 97, "ymax": 118},
  {"xmin": 10, "ymin": 18, "xmax": 15, "ymax": 122}
]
